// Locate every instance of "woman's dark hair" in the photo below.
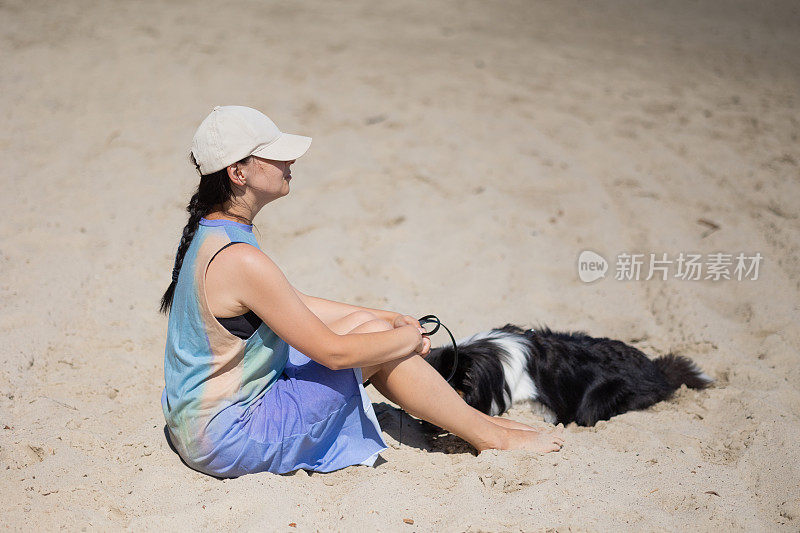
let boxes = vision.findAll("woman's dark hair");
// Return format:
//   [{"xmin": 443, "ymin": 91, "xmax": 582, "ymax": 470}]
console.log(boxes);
[{"xmin": 159, "ymin": 154, "xmax": 249, "ymax": 314}]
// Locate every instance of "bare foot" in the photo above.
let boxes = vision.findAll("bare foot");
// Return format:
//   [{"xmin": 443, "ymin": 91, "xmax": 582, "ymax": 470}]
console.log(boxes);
[{"xmin": 495, "ymin": 426, "xmax": 564, "ymax": 453}]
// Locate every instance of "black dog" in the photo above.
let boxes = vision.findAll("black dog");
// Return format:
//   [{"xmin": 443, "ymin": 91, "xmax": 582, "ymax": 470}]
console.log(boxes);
[{"xmin": 426, "ymin": 324, "xmax": 712, "ymax": 426}]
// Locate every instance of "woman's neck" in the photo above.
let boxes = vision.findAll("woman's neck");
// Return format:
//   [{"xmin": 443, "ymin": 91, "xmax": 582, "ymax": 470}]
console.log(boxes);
[{"xmin": 204, "ymin": 204, "xmax": 256, "ymax": 225}]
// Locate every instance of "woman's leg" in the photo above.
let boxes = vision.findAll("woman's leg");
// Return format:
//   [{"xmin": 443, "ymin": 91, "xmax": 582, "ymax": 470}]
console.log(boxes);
[
  {"xmin": 332, "ymin": 314, "xmax": 564, "ymax": 453},
  {"xmin": 368, "ymin": 352, "xmax": 564, "ymax": 452}
]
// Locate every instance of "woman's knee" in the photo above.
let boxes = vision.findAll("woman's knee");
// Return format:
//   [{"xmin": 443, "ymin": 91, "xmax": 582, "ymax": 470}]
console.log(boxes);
[
  {"xmin": 346, "ymin": 310, "xmax": 380, "ymax": 327},
  {"xmin": 349, "ymin": 318, "xmax": 393, "ymax": 334},
  {"xmin": 328, "ymin": 310, "xmax": 381, "ymax": 335}
]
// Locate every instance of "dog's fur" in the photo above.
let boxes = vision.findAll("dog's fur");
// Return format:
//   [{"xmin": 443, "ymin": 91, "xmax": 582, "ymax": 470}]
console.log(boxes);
[{"xmin": 426, "ymin": 324, "xmax": 712, "ymax": 426}]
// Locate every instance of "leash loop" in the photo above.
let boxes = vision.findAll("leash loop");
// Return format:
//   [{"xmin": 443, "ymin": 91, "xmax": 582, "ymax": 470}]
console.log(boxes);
[{"xmin": 417, "ymin": 314, "xmax": 440, "ymax": 336}]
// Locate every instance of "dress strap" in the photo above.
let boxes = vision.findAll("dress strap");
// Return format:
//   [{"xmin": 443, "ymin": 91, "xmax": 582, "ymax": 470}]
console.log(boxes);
[{"xmin": 208, "ymin": 241, "xmax": 249, "ymax": 266}]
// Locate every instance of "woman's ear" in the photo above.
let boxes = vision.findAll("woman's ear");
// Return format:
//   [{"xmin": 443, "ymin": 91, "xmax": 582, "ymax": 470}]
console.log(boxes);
[{"xmin": 226, "ymin": 163, "xmax": 246, "ymax": 187}]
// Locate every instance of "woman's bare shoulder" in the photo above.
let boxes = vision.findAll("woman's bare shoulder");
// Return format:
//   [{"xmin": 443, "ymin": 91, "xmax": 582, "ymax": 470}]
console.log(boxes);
[
  {"xmin": 212, "ymin": 242, "xmax": 281, "ymax": 271},
  {"xmin": 206, "ymin": 242, "xmax": 292, "ymax": 299}
]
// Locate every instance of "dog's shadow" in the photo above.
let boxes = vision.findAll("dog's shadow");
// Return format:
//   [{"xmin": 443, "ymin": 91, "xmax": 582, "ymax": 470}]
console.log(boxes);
[{"xmin": 372, "ymin": 402, "xmax": 476, "ymax": 455}]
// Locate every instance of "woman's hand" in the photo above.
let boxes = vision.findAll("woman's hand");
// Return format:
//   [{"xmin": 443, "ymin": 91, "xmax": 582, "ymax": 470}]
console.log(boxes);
[
  {"xmin": 415, "ymin": 334, "xmax": 431, "ymax": 357},
  {"xmin": 393, "ymin": 315, "xmax": 431, "ymax": 357},
  {"xmin": 393, "ymin": 314, "xmax": 421, "ymax": 329}
]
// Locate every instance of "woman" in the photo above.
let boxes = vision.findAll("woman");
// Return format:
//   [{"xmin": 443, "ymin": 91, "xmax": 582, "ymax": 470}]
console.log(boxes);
[{"xmin": 160, "ymin": 105, "xmax": 564, "ymax": 477}]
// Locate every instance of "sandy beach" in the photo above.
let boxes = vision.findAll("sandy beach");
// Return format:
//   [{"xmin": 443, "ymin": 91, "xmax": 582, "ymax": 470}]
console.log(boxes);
[{"xmin": 1, "ymin": 0, "xmax": 799, "ymax": 530}]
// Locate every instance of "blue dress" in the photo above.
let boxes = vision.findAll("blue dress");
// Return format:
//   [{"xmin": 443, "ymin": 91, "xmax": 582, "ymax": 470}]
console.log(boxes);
[{"xmin": 161, "ymin": 218, "xmax": 387, "ymax": 477}]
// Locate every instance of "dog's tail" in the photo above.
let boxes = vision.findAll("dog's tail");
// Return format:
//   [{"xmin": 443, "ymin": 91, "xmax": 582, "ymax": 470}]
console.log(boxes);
[{"xmin": 654, "ymin": 353, "xmax": 713, "ymax": 390}]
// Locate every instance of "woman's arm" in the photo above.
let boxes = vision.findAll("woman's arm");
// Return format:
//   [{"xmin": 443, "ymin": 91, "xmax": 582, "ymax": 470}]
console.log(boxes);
[
  {"xmin": 219, "ymin": 245, "xmax": 425, "ymax": 370},
  {"xmin": 292, "ymin": 288, "xmax": 402, "ymax": 326}
]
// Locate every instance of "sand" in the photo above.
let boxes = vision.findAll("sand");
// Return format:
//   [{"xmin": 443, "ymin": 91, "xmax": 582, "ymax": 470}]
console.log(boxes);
[{"xmin": 1, "ymin": 0, "xmax": 799, "ymax": 530}]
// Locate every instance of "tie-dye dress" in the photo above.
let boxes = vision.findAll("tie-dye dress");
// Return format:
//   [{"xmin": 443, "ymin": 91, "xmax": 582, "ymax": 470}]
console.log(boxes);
[{"xmin": 161, "ymin": 218, "xmax": 387, "ymax": 477}]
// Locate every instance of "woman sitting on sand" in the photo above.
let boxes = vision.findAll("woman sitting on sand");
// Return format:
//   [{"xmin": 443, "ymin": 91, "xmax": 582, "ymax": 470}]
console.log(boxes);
[{"xmin": 160, "ymin": 105, "xmax": 564, "ymax": 477}]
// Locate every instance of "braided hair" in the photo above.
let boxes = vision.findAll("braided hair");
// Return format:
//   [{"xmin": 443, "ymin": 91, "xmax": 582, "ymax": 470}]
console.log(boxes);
[{"xmin": 159, "ymin": 153, "xmax": 250, "ymax": 314}]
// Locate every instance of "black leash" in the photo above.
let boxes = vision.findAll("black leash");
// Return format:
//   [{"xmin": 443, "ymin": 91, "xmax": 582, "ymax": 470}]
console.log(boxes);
[
  {"xmin": 417, "ymin": 315, "xmax": 459, "ymax": 383},
  {"xmin": 363, "ymin": 314, "xmax": 459, "ymax": 386}
]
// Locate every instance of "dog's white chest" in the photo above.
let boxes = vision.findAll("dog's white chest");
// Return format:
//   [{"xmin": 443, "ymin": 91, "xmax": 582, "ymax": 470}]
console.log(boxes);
[{"xmin": 492, "ymin": 335, "xmax": 540, "ymax": 408}]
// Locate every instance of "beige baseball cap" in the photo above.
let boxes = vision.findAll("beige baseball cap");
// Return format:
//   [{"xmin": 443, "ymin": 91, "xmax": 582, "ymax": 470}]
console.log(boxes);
[{"xmin": 190, "ymin": 105, "xmax": 312, "ymax": 174}]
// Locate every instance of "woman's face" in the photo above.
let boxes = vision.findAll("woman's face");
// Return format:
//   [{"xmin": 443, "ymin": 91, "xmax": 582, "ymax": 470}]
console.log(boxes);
[{"xmin": 239, "ymin": 156, "xmax": 295, "ymax": 203}]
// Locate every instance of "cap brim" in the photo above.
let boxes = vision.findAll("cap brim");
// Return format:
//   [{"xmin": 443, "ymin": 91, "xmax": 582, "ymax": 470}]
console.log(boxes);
[{"xmin": 251, "ymin": 133, "xmax": 312, "ymax": 161}]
